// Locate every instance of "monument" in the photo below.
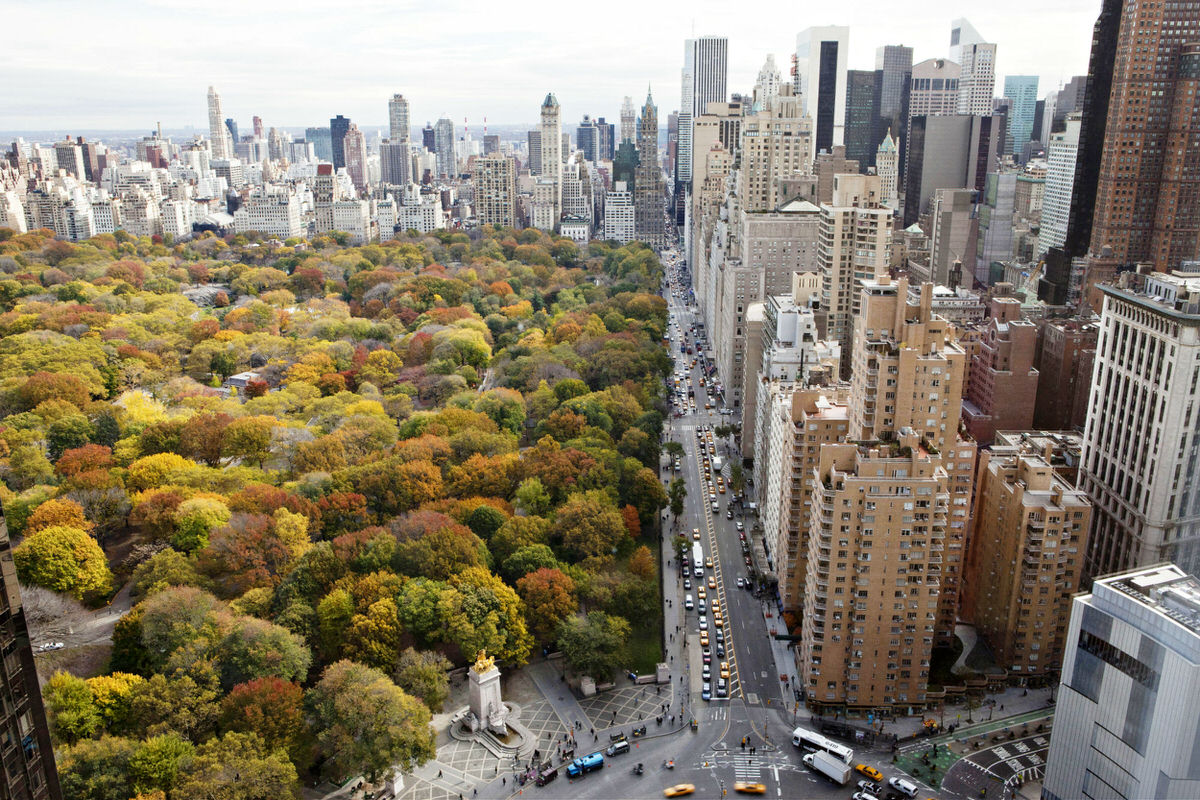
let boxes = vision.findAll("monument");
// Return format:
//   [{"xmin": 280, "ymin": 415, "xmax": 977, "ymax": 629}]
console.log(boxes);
[{"xmin": 467, "ymin": 650, "xmax": 509, "ymax": 735}]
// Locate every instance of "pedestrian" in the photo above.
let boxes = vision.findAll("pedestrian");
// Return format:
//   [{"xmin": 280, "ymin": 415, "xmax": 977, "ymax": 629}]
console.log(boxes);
[
  {"xmin": 438, "ymin": 770, "xmax": 443, "ymax": 778},
  {"xmin": 502, "ymin": 778, "xmax": 506, "ymax": 786}
]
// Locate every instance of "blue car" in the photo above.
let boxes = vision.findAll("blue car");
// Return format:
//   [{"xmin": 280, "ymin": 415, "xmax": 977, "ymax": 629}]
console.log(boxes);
[{"xmin": 702, "ymin": 682, "xmax": 712, "ymax": 701}]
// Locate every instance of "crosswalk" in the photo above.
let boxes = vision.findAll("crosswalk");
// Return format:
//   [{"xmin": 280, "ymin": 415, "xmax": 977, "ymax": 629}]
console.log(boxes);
[{"xmin": 733, "ymin": 755, "xmax": 761, "ymax": 782}]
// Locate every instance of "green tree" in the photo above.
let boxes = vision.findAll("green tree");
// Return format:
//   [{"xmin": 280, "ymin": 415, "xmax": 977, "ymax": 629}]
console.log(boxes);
[
  {"xmin": 175, "ymin": 731, "xmax": 300, "ymax": 798},
  {"xmin": 513, "ymin": 477, "xmax": 552, "ymax": 516},
  {"xmin": 47, "ymin": 413, "xmax": 94, "ymax": 461},
  {"xmin": 44, "ymin": 671, "xmax": 101, "ymax": 744},
  {"xmin": 668, "ymin": 477, "xmax": 687, "ymax": 526},
  {"xmin": 58, "ymin": 735, "xmax": 140, "ymax": 800},
  {"xmin": 552, "ymin": 491, "xmax": 627, "ymax": 562},
  {"xmin": 13, "ymin": 525, "xmax": 113, "ymax": 602},
  {"xmin": 500, "ymin": 544, "xmax": 559, "ymax": 584},
  {"xmin": 343, "ymin": 598, "xmax": 404, "ymax": 672},
  {"xmin": 308, "ymin": 660, "xmax": 436, "ymax": 783},
  {"xmin": 218, "ymin": 616, "xmax": 312, "ymax": 690},
  {"xmin": 556, "ymin": 611, "xmax": 631, "ymax": 681},
  {"xmin": 393, "ymin": 648, "xmax": 452, "ymax": 713},
  {"xmin": 124, "ymin": 668, "xmax": 222, "ymax": 742},
  {"xmin": 443, "ymin": 567, "xmax": 533, "ymax": 666},
  {"xmin": 172, "ymin": 497, "xmax": 232, "ymax": 552},
  {"xmin": 128, "ymin": 733, "xmax": 195, "ymax": 796},
  {"xmin": 129, "ymin": 549, "xmax": 209, "ymax": 600}
]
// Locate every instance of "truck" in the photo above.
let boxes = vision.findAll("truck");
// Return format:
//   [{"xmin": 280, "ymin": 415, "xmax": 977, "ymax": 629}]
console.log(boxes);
[
  {"xmin": 802, "ymin": 751, "xmax": 851, "ymax": 786},
  {"xmin": 565, "ymin": 752, "xmax": 604, "ymax": 777},
  {"xmin": 711, "ymin": 456, "xmax": 723, "ymax": 473}
]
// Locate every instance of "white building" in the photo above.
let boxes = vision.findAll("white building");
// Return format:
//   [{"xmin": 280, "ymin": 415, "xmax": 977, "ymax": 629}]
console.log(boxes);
[
  {"xmin": 538, "ymin": 94, "xmax": 562, "ymax": 227},
  {"xmin": 0, "ymin": 191, "xmax": 27, "ymax": 233},
  {"xmin": 234, "ymin": 191, "xmax": 302, "ymax": 239},
  {"xmin": 1043, "ymin": 564, "xmax": 1200, "ymax": 800},
  {"xmin": 560, "ymin": 216, "xmax": 589, "ymax": 246},
  {"xmin": 330, "ymin": 200, "xmax": 372, "ymax": 244},
  {"xmin": 957, "ymin": 41, "xmax": 997, "ymax": 116},
  {"xmin": 876, "ymin": 129, "xmax": 899, "ymax": 209},
  {"xmin": 375, "ymin": 198, "xmax": 398, "ymax": 241},
  {"xmin": 603, "ymin": 181, "xmax": 635, "ymax": 243},
  {"xmin": 1038, "ymin": 113, "xmax": 1082, "ymax": 257},
  {"xmin": 395, "ymin": 185, "xmax": 445, "ymax": 233},
  {"xmin": 1080, "ymin": 266, "xmax": 1200, "ymax": 579},
  {"xmin": 161, "ymin": 199, "xmax": 195, "ymax": 239}
]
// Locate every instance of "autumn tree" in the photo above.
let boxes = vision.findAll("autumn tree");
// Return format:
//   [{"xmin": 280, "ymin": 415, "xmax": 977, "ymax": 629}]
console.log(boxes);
[
  {"xmin": 552, "ymin": 490, "xmax": 627, "ymax": 563},
  {"xmin": 556, "ymin": 611, "xmax": 631, "ymax": 681},
  {"xmin": 218, "ymin": 678, "xmax": 310, "ymax": 769},
  {"xmin": 173, "ymin": 731, "xmax": 300, "ymax": 798},
  {"xmin": 13, "ymin": 525, "xmax": 113, "ymax": 602},
  {"xmin": 308, "ymin": 660, "xmax": 436, "ymax": 783},
  {"xmin": 393, "ymin": 648, "xmax": 451, "ymax": 713},
  {"xmin": 516, "ymin": 567, "xmax": 578, "ymax": 643}
]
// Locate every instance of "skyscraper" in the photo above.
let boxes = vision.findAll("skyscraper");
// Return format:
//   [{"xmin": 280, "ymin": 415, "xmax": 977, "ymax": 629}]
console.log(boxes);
[
  {"xmin": 473, "ymin": 154, "xmax": 516, "ymax": 228},
  {"xmin": 903, "ymin": 114, "xmax": 1000, "ymax": 226},
  {"xmin": 737, "ymin": 87, "xmax": 812, "ymax": 213},
  {"xmin": 539, "ymin": 93, "xmax": 562, "ymax": 223},
  {"xmin": 843, "ymin": 70, "xmax": 878, "ymax": 169},
  {"xmin": 876, "ymin": 129, "xmax": 898, "ymax": 207},
  {"xmin": 677, "ymin": 37, "xmax": 729, "ymax": 226},
  {"xmin": 252, "ymin": 115, "xmax": 264, "ymax": 139},
  {"xmin": 434, "ymin": 117, "xmax": 455, "ymax": 179},
  {"xmin": 380, "ymin": 140, "xmax": 410, "ymax": 186},
  {"xmin": 874, "ymin": 44, "xmax": 913, "ymax": 178},
  {"xmin": 957, "ymin": 41, "xmax": 997, "ymax": 116},
  {"xmin": 1080, "ymin": 266, "xmax": 1200, "ymax": 579},
  {"xmin": 794, "ymin": 26, "xmax": 849, "ymax": 153},
  {"xmin": 948, "ymin": 17, "xmax": 984, "ymax": 64},
  {"xmin": 1038, "ymin": 113, "xmax": 1082, "ymax": 256},
  {"xmin": 633, "ymin": 90, "xmax": 664, "ymax": 247},
  {"xmin": 620, "ymin": 96, "xmax": 636, "ymax": 143},
  {"xmin": 1043, "ymin": 564, "xmax": 1200, "ymax": 800},
  {"xmin": 596, "ymin": 117, "xmax": 615, "ymax": 161},
  {"xmin": 305, "ymin": 127, "xmax": 332, "ymax": 162},
  {"xmin": 224, "ymin": 118, "xmax": 238, "ymax": 146},
  {"xmin": 0, "ymin": 504, "xmax": 63, "ymax": 799},
  {"xmin": 1003, "ymin": 75, "xmax": 1040, "ymax": 157},
  {"xmin": 526, "ymin": 130, "xmax": 542, "ymax": 175},
  {"xmin": 1087, "ymin": 2, "xmax": 1200, "ymax": 269},
  {"xmin": 330, "ymin": 114, "xmax": 350, "ymax": 171},
  {"xmin": 342, "ymin": 122, "xmax": 368, "ymax": 194},
  {"xmin": 389, "ymin": 94, "xmax": 411, "ymax": 142},
  {"xmin": 207, "ymin": 86, "xmax": 232, "ymax": 159},
  {"xmin": 422, "ymin": 123, "xmax": 435, "ymax": 153},
  {"xmin": 755, "ymin": 54, "xmax": 783, "ymax": 108},
  {"xmin": 577, "ymin": 115, "xmax": 598, "ymax": 162}
]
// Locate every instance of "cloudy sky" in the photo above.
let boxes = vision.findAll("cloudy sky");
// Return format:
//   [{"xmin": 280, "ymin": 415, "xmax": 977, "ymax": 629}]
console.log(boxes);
[{"xmin": 4, "ymin": 0, "xmax": 1100, "ymax": 134}]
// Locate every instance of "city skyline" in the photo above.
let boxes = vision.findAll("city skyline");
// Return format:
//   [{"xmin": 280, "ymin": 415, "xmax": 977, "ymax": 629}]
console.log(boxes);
[{"xmin": 5, "ymin": 0, "xmax": 1098, "ymax": 131}]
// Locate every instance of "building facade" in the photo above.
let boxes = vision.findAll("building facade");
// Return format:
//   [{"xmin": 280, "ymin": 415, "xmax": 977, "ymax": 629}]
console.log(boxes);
[
  {"xmin": 794, "ymin": 26, "xmax": 849, "ymax": 152},
  {"xmin": 473, "ymin": 154, "xmax": 515, "ymax": 229}
]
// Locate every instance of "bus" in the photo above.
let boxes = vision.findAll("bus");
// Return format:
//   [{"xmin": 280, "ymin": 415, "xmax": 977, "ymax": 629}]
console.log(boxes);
[
  {"xmin": 692, "ymin": 543, "xmax": 704, "ymax": 577},
  {"xmin": 792, "ymin": 728, "xmax": 854, "ymax": 765}
]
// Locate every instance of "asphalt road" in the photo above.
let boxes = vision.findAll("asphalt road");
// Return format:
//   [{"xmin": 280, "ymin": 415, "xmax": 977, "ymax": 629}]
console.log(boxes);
[{"xmin": 552, "ymin": 253, "xmax": 931, "ymax": 799}]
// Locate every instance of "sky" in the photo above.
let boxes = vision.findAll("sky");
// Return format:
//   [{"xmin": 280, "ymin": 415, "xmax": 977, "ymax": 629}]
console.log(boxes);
[{"xmin": 3, "ymin": 0, "xmax": 1101, "ymax": 135}]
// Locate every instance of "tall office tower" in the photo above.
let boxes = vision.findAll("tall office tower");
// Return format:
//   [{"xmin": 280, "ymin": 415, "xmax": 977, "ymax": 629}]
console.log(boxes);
[
  {"xmin": 434, "ymin": 117, "xmax": 455, "ymax": 179},
  {"xmin": 923, "ymin": 187, "xmax": 977, "ymax": 286},
  {"xmin": 596, "ymin": 118, "xmax": 615, "ymax": 161},
  {"xmin": 800, "ymin": 429, "xmax": 950, "ymax": 713},
  {"xmin": 957, "ymin": 42, "xmax": 997, "ymax": 116},
  {"xmin": 613, "ymin": 140, "xmax": 638, "ymax": 188},
  {"xmin": 755, "ymin": 54, "xmax": 783, "ymax": 108},
  {"xmin": 389, "ymin": 94, "xmax": 411, "ymax": 142},
  {"xmin": 380, "ymin": 140, "xmax": 410, "ymax": 185},
  {"xmin": 1042, "ymin": 564, "xmax": 1200, "ymax": 800},
  {"xmin": 962, "ymin": 433, "xmax": 1090, "ymax": 680},
  {"xmin": 604, "ymin": 180, "xmax": 636, "ymax": 242},
  {"xmin": 961, "ymin": 298, "xmax": 1039, "ymax": 444},
  {"xmin": 903, "ymin": 114, "xmax": 1000, "ymax": 226},
  {"xmin": 737, "ymin": 86, "xmax": 812, "ymax": 212},
  {"xmin": 342, "ymin": 123, "xmax": 368, "ymax": 194},
  {"xmin": 252, "ymin": 115, "xmax": 264, "ymax": 139},
  {"xmin": 948, "ymin": 17, "xmax": 984, "ymax": 64},
  {"xmin": 633, "ymin": 91, "xmax": 664, "ymax": 247},
  {"xmin": 1087, "ymin": 4, "xmax": 1200, "ymax": 270},
  {"xmin": 0, "ymin": 505, "xmax": 63, "ymax": 799},
  {"xmin": 539, "ymin": 94, "xmax": 563, "ymax": 223},
  {"xmin": 818, "ymin": 174, "xmax": 892, "ymax": 362},
  {"xmin": 620, "ymin": 96, "xmax": 636, "ymax": 143},
  {"xmin": 52, "ymin": 139, "xmax": 84, "ymax": 179},
  {"xmin": 875, "ymin": 45, "xmax": 913, "ymax": 178},
  {"xmin": 1080, "ymin": 267, "xmax": 1200, "ymax": 579},
  {"xmin": 305, "ymin": 127, "xmax": 332, "ymax": 162},
  {"xmin": 473, "ymin": 154, "xmax": 516, "ymax": 228},
  {"xmin": 1038, "ymin": 113, "xmax": 1082, "ymax": 257},
  {"xmin": 876, "ymin": 129, "xmax": 898, "ymax": 207},
  {"xmin": 843, "ymin": 70, "xmax": 878, "ymax": 170},
  {"xmin": 267, "ymin": 127, "xmax": 285, "ymax": 162},
  {"xmin": 577, "ymin": 115, "xmax": 598, "ymax": 162},
  {"xmin": 1003, "ymin": 76, "xmax": 1040, "ymax": 158},
  {"xmin": 207, "ymin": 86, "xmax": 232, "ymax": 159},
  {"xmin": 225, "ymin": 118, "xmax": 239, "ymax": 145},
  {"xmin": 330, "ymin": 114, "xmax": 351, "ymax": 170},
  {"xmin": 527, "ymin": 130, "xmax": 542, "ymax": 175},
  {"xmin": 908, "ymin": 59, "xmax": 960, "ymax": 118},
  {"xmin": 794, "ymin": 26, "xmax": 849, "ymax": 153},
  {"xmin": 678, "ymin": 36, "xmax": 729, "ymax": 184},
  {"xmin": 422, "ymin": 123, "xmax": 435, "ymax": 153}
]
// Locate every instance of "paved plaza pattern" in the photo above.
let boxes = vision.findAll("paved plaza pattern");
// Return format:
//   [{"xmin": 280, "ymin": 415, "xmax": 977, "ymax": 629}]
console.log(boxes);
[{"xmin": 578, "ymin": 682, "xmax": 679, "ymax": 731}]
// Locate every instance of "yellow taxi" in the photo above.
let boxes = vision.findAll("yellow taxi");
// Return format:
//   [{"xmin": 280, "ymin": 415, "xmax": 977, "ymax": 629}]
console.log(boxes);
[
  {"xmin": 710, "ymin": 599, "xmax": 720, "ymax": 612},
  {"xmin": 705, "ymin": 558, "xmax": 713, "ymax": 569},
  {"xmin": 697, "ymin": 587, "xmax": 707, "ymax": 599},
  {"xmin": 855, "ymin": 764, "xmax": 883, "ymax": 782},
  {"xmin": 714, "ymin": 616, "xmax": 724, "ymax": 628},
  {"xmin": 692, "ymin": 528, "xmax": 702, "ymax": 541},
  {"xmin": 699, "ymin": 632, "xmax": 709, "ymax": 647},
  {"xmin": 733, "ymin": 782, "xmax": 765, "ymax": 794},
  {"xmin": 664, "ymin": 785, "xmax": 695, "ymax": 798},
  {"xmin": 707, "ymin": 576, "xmax": 717, "ymax": 589},
  {"xmin": 720, "ymin": 661, "xmax": 730, "ymax": 679},
  {"xmin": 718, "ymin": 484, "xmax": 726, "ymax": 494}
]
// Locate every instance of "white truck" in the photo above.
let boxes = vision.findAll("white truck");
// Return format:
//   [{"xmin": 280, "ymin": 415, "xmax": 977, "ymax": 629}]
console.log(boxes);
[{"xmin": 802, "ymin": 751, "xmax": 852, "ymax": 786}]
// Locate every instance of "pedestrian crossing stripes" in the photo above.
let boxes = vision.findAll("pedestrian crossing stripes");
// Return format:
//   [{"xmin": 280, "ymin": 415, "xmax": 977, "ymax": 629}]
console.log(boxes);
[{"xmin": 733, "ymin": 756, "xmax": 761, "ymax": 781}]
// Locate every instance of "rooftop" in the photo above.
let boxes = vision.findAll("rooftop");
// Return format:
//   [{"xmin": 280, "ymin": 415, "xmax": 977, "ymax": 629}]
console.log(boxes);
[{"xmin": 1098, "ymin": 564, "xmax": 1200, "ymax": 642}]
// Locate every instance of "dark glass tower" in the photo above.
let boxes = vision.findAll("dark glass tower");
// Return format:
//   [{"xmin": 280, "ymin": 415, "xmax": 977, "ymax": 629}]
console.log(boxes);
[
  {"xmin": 329, "ymin": 114, "xmax": 351, "ymax": 171},
  {"xmin": 815, "ymin": 41, "xmax": 840, "ymax": 153},
  {"xmin": 0, "ymin": 505, "xmax": 62, "ymax": 799},
  {"xmin": 843, "ymin": 70, "xmax": 879, "ymax": 169}
]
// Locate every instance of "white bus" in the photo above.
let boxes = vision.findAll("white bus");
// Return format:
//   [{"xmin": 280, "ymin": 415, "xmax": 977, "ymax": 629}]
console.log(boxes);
[
  {"xmin": 791, "ymin": 728, "xmax": 853, "ymax": 764},
  {"xmin": 692, "ymin": 543, "xmax": 704, "ymax": 577}
]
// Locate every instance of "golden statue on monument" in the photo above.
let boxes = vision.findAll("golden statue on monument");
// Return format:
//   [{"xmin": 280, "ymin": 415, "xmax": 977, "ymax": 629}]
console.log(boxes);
[{"xmin": 473, "ymin": 649, "xmax": 495, "ymax": 674}]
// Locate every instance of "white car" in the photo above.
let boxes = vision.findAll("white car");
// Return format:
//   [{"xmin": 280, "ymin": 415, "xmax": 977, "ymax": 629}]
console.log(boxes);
[{"xmin": 698, "ymin": 616, "xmax": 708, "ymax": 631}]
